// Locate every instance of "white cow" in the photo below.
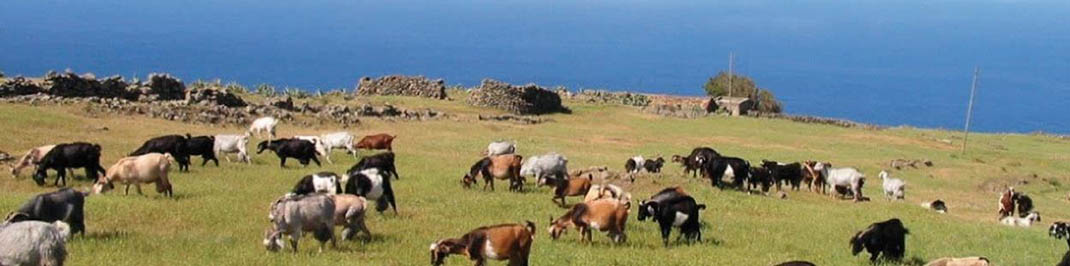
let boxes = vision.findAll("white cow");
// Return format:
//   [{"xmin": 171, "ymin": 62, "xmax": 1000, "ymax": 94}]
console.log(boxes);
[
  {"xmin": 485, "ymin": 141, "xmax": 516, "ymax": 156},
  {"xmin": 879, "ymin": 170, "xmax": 906, "ymax": 200},
  {"xmin": 214, "ymin": 134, "xmax": 251, "ymax": 163},
  {"xmin": 318, "ymin": 132, "xmax": 358, "ymax": 163},
  {"xmin": 248, "ymin": 117, "xmax": 279, "ymax": 140},
  {"xmin": 823, "ymin": 167, "xmax": 865, "ymax": 201}
]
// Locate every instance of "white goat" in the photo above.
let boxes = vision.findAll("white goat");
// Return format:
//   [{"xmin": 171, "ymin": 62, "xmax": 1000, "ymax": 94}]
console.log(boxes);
[
  {"xmin": 264, "ymin": 194, "xmax": 336, "ymax": 253},
  {"xmin": 1001, "ymin": 212, "xmax": 1041, "ymax": 227},
  {"xmin": 485, "ymin": 141, "xmax": 517, "ymax": 156},
  {"xmin": 214, "ymin": 134, "xmax": 251, "ymax": 163},
  {"xmin": 319, "ymin": 132, "xmax": 358, "ymax": 161},
  {"xmin": 879, "ymin": 170, "xmax": 906, "ymax": 200},
  {"xmin": 520, "ymin": 153, "xmax": 568, "ymax": 186},
  {"xmin": 0, "ymin": 220, "xmax": 70, "ymax": 266},
  {"xmin": 824, "ymin": 167, "xmax": 866, "ymax": 201},
  {"xmin": 249, "ymin": 117, "xmax": 279, "ymax": 139}
]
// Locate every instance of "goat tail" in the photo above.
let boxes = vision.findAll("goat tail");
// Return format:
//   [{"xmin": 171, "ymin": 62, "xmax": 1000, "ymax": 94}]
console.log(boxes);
[
  {"xmin": 697, "ymin": 204, "xmax": 707, "ymax": 210},
  {"xmin": 524, "ymin": 220, "xmax": 536, "ymax": 234}
]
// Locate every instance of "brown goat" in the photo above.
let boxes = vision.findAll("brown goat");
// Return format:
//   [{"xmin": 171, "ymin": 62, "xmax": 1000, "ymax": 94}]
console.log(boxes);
[
  {"xmin": 801, "ymin": 161, "xmax": 828, "ymax": 194},
  {"xmin": 924, "ymin": 257, "xmax": 989, "ymax": 266},
  {"xmin": 430, "ymin": 221, "xmax": 535, "ymax": 266},
  {"xmin": 548, "ymin": 198, "xmax": 629, "ymax": 244},
  {"xmin": 551, "ymin": 174, "xmax": 592, "ymax": 207},
  {"xmin": 356, "ymin": 134, "xmax": 396, "ymax": 151},
  {"xmin": 999, "ymin": 187, "xmax": 1015, "ymax": 218},
  {"xmin": 10, "ymin": 145, "xmax": 57, "ymax": 177},
  {"xmin": 462, "ymin": 154, "xmax": 524, "ymax": 192},
  {"xmin": 330, "ymin": 194, "xmax": 371, "ymax": 241}
]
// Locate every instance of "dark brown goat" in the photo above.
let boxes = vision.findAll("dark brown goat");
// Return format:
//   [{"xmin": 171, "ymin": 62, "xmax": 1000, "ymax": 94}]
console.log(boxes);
[{"xmin": 430, "ymin": 221, "xmax": 535, "ymax": 266}]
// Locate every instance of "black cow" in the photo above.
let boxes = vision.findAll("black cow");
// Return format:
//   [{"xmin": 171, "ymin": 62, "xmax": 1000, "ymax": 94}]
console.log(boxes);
[
  {"xmin": 131, "ymin": 134, "xmax": 191, "ymax": 172},
  {"xmin": 637, "ymin": 195, "xmax": 706, "ymax": 246},
  {"xmin": 762, "ymin": 160, "xmax": 804, "ymax": 191},
  {"xmin": 34, "ymin": 142, "xmax": 107, "ymax": 186},
  {"xmin": 685, "ymin": 147, "xmax": 720, "ymax": 178},
  {"xmin": 4, "ymin": 188, "xmax": 88, "ymax": 236},
  {"xmin": 701, "ymin": 156, "xmax": 750, "ymax": 189},
  {"xmin": 1015, "ymin": 193, "xmax": 1034, "ymax": 218},
  {"xmin": 257, "ymin": 138, "xmax": 321, "ymax": 168},
  {"xmin": 850, "ymin": 218, "xmax": 909, "ymax": 262},
  {"xmin": 346, "ymin": 152, "xmax": 399, "ymax": 180},
  {"xmin": 345, "ymin": 169, "xmax": 397, "ymax": 214},
  {"xmin": 184, "ymin": 134, "xmax": 218, "ymax": 167},
  {"xmin": 747, "ymin": 166, "xmax": 774, "ymax": 193}
]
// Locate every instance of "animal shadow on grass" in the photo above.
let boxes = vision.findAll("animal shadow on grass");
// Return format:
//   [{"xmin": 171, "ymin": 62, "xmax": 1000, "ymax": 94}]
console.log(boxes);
[{"xmin": 83, "ymin": 230, "xmax": 131, "ymax": 241}]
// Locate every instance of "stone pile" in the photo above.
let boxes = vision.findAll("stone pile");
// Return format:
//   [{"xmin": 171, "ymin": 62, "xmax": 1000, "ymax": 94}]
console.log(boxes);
[
  {"xmin": 185, "ymin": 87, "xmax": 247, "ymax": 107},
  {"xmin": 641, "ymin": 104, "xmax": 709, "ymax": 119},
  {"xmin": 0, "ymin": 71, "xmax": 186, "ymax": 101},
  {"xmin": 356, "ymin": 75, "xmax": 448, "ymax": 99},
  {"xmin": 466, "ymin": 79, "xmax": 569, "ymax": 115},
  {"xmin": 477, "ymin": 114, "xmax": 548, "ymax": 124},
  {"xmin": 574, "ymin": 90, "xmax": 652, "ymax": 107}
]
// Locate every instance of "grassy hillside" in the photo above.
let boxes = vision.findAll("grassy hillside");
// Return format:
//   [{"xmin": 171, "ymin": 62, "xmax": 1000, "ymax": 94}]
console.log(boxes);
[{"xmin": 0, "ymin": 96, "xmax": 1067, "ymax": 265}]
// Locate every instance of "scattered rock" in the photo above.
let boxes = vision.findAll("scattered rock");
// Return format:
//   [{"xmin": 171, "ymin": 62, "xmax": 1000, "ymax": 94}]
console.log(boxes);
[
  {"xmin": 478, "ymin": 114, "xmax": 548, "ymax": 124},
  {"xmin": 356, "ymin": 75, "xmax": 448, "ymax": 99},
  {"xmin": 574, "ymin": 90, "xmax": 651, "ymax": 107},
  {"xmin": 0, "ymin": 151, "xmax": 13, "ymax": 162},
  {"xmin": 889, "ymin": 159, "xmax": 933, "ymax": 170},
  {"xmin": 185, "ymin": 87, "xmax": 246, "ymax": 107},
  {"xmin": 467, "ymin": 79, "xmax": 569, "ymax": 115},
  {"xmin": 641, "ymin": 103, "xmax": 708, "ymax": 118}
]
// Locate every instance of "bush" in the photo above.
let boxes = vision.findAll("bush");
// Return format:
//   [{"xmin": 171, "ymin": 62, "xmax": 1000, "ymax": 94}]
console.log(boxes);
[
  {"xmin": 702, "ymin": 72, "xmax": 782, "ymax": 113},
  {"xmin": 255, "ymin": 84, "xmax": 276, "ymax": 97}
]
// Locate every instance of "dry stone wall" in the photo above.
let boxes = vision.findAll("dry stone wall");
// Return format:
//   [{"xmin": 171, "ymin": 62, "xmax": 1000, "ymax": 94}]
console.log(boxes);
[
  {"xmin": 466, "ymin": 79, "xmax": 569, "ymax": 115},
  {"xmin": 356, "ymin": 75, "xmax": 448, "ymax": 99}
]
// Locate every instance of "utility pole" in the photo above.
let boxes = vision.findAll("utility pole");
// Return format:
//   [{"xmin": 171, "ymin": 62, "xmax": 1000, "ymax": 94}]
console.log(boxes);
[
  {"xmin": 728, "ymin": 52, "xmax": 734, "ymax": 97},
  {"xmin": 962, "ymin": 67, "xmax": 980, "ymax": 153}
]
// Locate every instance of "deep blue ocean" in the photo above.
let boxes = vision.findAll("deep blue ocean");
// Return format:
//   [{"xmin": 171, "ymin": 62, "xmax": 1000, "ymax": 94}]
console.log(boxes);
[{"xmin": 1, "ymin": 0, "xmax": 1067, "ymax": 133}]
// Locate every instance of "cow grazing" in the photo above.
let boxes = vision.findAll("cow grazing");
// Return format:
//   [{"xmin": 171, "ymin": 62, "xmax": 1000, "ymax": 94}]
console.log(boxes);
[
  {"xmin": 1014, "ymin": 192, "xmax": 1034, "ymax": 218},
  {"xmin": 550, "ymin": 174, "xmax": 592, "ymax": 207},
  {"xmin": 521, "ymin": 153, "xmax": 568, "ymax": 186},
  {"xmin": 10, "ymin": 145, "xmax": 56, "ymax": 177},
  {"xmin": 463, "ymin": 154, "xmax": 524, "ymax": 192},
  {"xmin": 345, "ymin": 168, "xmax": 397, "ymax": 214},
  {"xmin": 747, "ymin": 166, "xmax": 774, "ymax": 194},
  {"xmin": 824, "ymin": 167, "xmax": 866, "ymax": 201},
  {"xmin": 702, "ymin": 156, "xmax": 750, "ymax": 189},
  {"xmin": 94, "ymin": 153, "xmax": 174, "ymax": 197},
  {"xmin": 130, "ymin": 135, "xmax": 191, "ymax": 172},
  {"xmin": 801, "ymin": 161, "xmax": 828, "ymax": 194},
  {"xmin": 257, "ymin": 138, "xmax": 321, "ymax": 168},
  {"xmin": 0, "ymin": 220, "xmax": 70, "ymax": 266},
  {"xmin": 248, "ymin": 116, "xmax": 279, "ymax": 139},
  {"xmin": 356, "ymin": 134, "xmax": 396, "ymax": 152},
  {"xmin": 292, "ymin": 172, "xmax": 343, "ymax": 195},
  {"xmin": 637, "ymin": 194, "xmax": 706, "ymax": 246},
  {"xmin": 1000, "ymin": 212, "xmax": 1040, "ymax": 227},
  {"xmin": 214, "ymin": 134, "xmax": 251, "ymax": 163},
  {"xmin": 548, "ymin": 198, "xmax": 630, "ymax": 244},
  {"xmin": 347, "ymin": 152, "xmax": 399, "ymax": 180},
  {"xmin": 850, "ymin": 218, "xmax": 909, "ymax": 262},
  {"xmin": 998, "ymin": 188, "xmax": 1016, "ymax": 218},
  {"xmin": 319, "ymin": 132, "xmax": 359, "ymax": 162},
  {"xmin": 1050, "ymin": 222, "xmax": 1070, "ymax": 248},
  {"xmin": 330, "ymin": 194, "xmax": 370, "ymax": 241},
  {"xmin": 185, "ymin": 134, "xmax": 219, "ymax": 167},
  {"xmin": 430, "ymin": 221, "xmax": 535, "ymax": 266},
  {"xmin": 484, "ymin": 141, "xmax": 517, "ymax": 156},
  {"xmin": 4, "ymin": 188, "xmax": 88, "ymax": 237},
  {"xmin": 924, "ymin": 257, "xmax": 990, "ymax": 266},
  {"xmin": 263, "ymin": 193, "xmax": 336, "ymax": 253},
  {"xmin": 921, "ymin": 200, "xmax": 948, "ymax": 214},
  {"xmin": 762, "ymin": 160, "xmax": 803, "ymax": 191},
  {"xmin": 879, "ymin": 170, "xmax": 906, "ymax": 200},
  {"xmin": 34, "ymin": 142, "xmax": 107, "ymax": 186}
]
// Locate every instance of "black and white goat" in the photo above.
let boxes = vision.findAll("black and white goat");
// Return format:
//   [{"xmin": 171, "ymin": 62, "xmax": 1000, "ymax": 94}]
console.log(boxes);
[
  {"xmin": 347, "ymin": 152, "xmax": 399, "ymax": 180},
  {"xmin": 345, "ymin": 168, "xmax": 397, "ymax": 214},
  {"xmin": 291, "ymin": 172, "xmax": 343, "ymax": 195},
  {"xmin": 637, "ymin": 190, "xmax": 706, "ymax": 246},
  {"xmin": 701, "ymin": 156, "xmax": 750, "ymax": 189}
]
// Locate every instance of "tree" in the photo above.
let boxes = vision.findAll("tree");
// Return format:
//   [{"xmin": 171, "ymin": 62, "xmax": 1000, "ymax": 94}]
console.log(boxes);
[{"xmin": 702, "ymin": 72, "xmax": 782, "ymax": 113}]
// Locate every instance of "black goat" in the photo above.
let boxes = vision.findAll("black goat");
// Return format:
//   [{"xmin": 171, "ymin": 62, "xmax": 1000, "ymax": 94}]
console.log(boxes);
[
  {"xmin": 686, "ymin": 147, "xmax": 720, "ymax": 178},
  {"xmin": 131, "ymin": 134, "xmax": 191, "ymax": 172},
  {"xmin": 850, "ymin": 218, "xmax": 909, "ymax": 262},
  {"xmin": 257, "ymin": 138, "xmax": 321, "ymax": 168},
  {"xmin": 637, "ymin": 195, "xmax": 705, "ymax": 246},
  {"xmin": 747, "ymin": 166, "xmax": 774, "ymax": 193},
  {"xmin": 347, "ymin": 152, "xmax": 399, "ymax": 180},
  {"xmin": 762, "ymin": 160, "xmax": 803, "ymax": 191},
  {"xmin": 701, "ymin": 156, "xmax": 750, "ymax": 189},
  {"xmin": 184, "ymin": 134, "xmax": 218, "ymax": 167},
  {"xmin": 34, "ymin": 142, "xmax": 106, "ymax": 186},
  {"xmin": 4, "ymin": 188, "xmax": 88, "ymax": 236}
]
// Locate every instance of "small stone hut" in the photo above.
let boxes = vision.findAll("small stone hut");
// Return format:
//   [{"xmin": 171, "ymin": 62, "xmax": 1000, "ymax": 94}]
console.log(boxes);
[
  {"xmin": 466, "ymin": 79, "xmax": 568, "ymax": 115},
  {"xmin": 714, "ymin": 96, "xmax": 756, "ymax": 116}
]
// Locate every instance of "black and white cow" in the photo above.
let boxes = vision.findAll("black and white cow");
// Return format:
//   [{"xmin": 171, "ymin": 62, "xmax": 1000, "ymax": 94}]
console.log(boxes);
[
  {"xmin": 761, "ymin": 160, "xmax": 804, "ymax": 191},
  {"xmin": 34, "ymin": 142, "xmax": 107, "ymax": 186},
  {"xmin": 346, "ymin": 152, "xmax": 399, "ymax": 180},
  {"xmin": 850, "ymin": 218, "xmax": 909, "ymax": 262},
  {"xmin": 345, "ymin": 168, "xmax": 397, "ymax": 214},
  {"xmin": 701, "ymin": 156, "xmax": 750, "ymax": 189},
  {"xmin": 4, "ymin": 188, "xmax": 88, "ymax": 236},
  {"xmin": 130, "ymin": 135, "xmax": 191, "ymax": 172},
  {"xmin": 256, "ymin": 138, "xmax": 321, "ymax": 168},
  {"xmin": 637, "ymin": 193, "xmax": 706, "ymax": 246},
  {"xmin": 184, "ymin": 134, "xmax": 219, "ymax": 167}
]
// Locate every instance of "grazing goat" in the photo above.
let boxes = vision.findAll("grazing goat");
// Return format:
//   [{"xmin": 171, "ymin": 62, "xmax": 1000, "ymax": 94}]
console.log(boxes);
[
  {"xmin": 430, "ymin": 221, "xmax": 535, "ymax": 266},
  {"xmin": 775, "ymin": 261, "xmax": 817, "ymax": 266},
  {"xmin": 702, "ymin": 156, "xmax": 750, "ymax": 189},
  {"xmin": 0, "ymin": 220, "xmax": 70, "ymax": 266},
  {"xmin": 671, "ymin": 155, "xmax": 694, "ymax": 176},
  {"xmin": 801, "ymin": 161, "xmax": 828, "ymax": 194},
  {"xmin": 463, "ymin": 154, "xmax": 524, "ymax": 192},
  {"xmin": 762, "ymin": 160, "xmax": 803, "ymax": 191},
  {"xmin": 550, "ymin": 174, "xmax": 592, "ymax": 207},
  {"xmin": 356, "ymin": 134, "xmax": 396, "ymax": 152},
  {"xmin": 850, "ymin": 218, "xmax": 909, "ymax": 262},
  {"xmin": 548, "ymin": 198, "xmax": 629, "ymax": 244},
  {"xmin": 1000, "ymin": 212, "xmax": 1040, "ymax": 227},
  {"xmin": 295, "ymin": 135, "xmax": 328, "ymax": 159},
  {"xmin": 130, "ymin": 134, "xmax": 191, "ymax": 172},
  {"xmin": 747, "ymin": 166, "xmax": 774, "ymax": 194},
  {"xmin": 484, "ymin": 141, "xmax": 517, "ymax": 156},
  {"xmin": 257, "ymin": 138, "xmax": 321, "ymax": 168},
  {"xmin": 345, "ymin": 168, "xmax": 397, "ymax": 214},
  {"xmin": 1061, "ymin": 250, "xmax": 1070, "ymax": 266},
  {"xmin": 319, "ymin": 132, "xmax": 359, "ymax": 162},
  {"xmin": 292, "ymin": 172, "xmax": 343, "ymax": 195},
  {"xmin": 921, "ymin": 200, "xmax": 948, "ymax": 213},
  {"xmin": 924, "ymin": 257, "xmax": 990, "ymax": 266},
  {"xmin": 1014, "ymin": 192, "xmax": 1034, "ymax": 218},
  {"xmin": 998, "ymin": 187, "xmax": 1016, "ymax": 218},
  {"xmin": 879, "ymin": 171, "xmax": 906, "ymax": 200},
  {"xmin": 185, "ymin": 134, "xmax": 219, "ymax": 167},
  {"xmin": 10, "ymin": 145, "xmax": 56, "ymax": 177},
  {"xmin": 521, "ymin": 153, "xmax": 568, "ymax": 186},
  {"xmin": 34, "ymin": 142, "xmax": 107, "ymax": 186},
  {"xmin": 824, "ymin": 167, "xmax": 866, "ymax": 201},
  {"xmin": 625, "ymin": 156, "xmax": 645, "ymax": 174},
  {"xmin": 330, "ymin": 194, "xmax": 370, "ymax": 241},
  {"xmin": 347, "ymin": 152, "xmax": 399, "ymax": 180},
  {"xmin": 94, "ymin": 153, "xmax": 174, "ymax": 197},
  {"xmin": 583, "ymin": 184, "xmax": 631, "ymax": 204},
  {"xmin": 214, "ymin": 134, "xmax": 251, "ymax": 163},
  {"xmin": 637, "ymin": 194, "xmax": 706, "ymax": 246},
  {"xmin": 5, "ymin": 188, "xmax": 88, "ymax": 236},
  {"xmin": 686, "ymin": 147, "xmax": 721, "ymax": 177},
  {"xmin": 248, "ymin": 116, "xmax": 279, "ymax": 139},
  {"xmin": 264, "ymin": 194, "xmax": 336, "ymax": 253},
  {"xmin": 1050, "ymin": 221, "xmax": 1070, "ymax": 248}
]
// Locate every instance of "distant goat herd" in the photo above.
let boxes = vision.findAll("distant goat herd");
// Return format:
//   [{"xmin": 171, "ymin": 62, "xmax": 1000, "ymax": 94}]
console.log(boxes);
[{"xmin": 0, "ymin": 115, "xmax": 1065, "ymax": 265}]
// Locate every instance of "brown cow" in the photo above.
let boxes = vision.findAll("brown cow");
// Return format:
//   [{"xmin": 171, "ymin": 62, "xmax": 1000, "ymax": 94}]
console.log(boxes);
[
  {"xmin": 548, "ymin": 198, "xmax": 629, "ymax": 244},
  {"xmin": 93, "ymin": 153, "xmax": 173, "ymax": 197},
  {"xmin": 430, "ymin": 221, "xmax": 535, "ymax": 266},
  {"xmin": 462, "ymin": 154, "xmax": 524, "ymax": 192},
  {"xmin": 356, "ymin": 134, "xmax": 396, "ymax": 152},
  {"xmin": 551, "ymin": 174, "xmax": 592, "ymax": 207}
]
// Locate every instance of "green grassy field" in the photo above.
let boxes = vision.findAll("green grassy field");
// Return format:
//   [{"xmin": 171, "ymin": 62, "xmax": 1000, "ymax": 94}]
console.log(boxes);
[{"xmin": 1, "ymin": 96, "xmax": 1067, "ymax": 265}]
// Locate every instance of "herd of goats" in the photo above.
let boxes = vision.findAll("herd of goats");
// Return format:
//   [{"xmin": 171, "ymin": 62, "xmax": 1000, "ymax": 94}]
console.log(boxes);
[{"xmin": 0, "ymin": 115, "xmax": 1068, "ymax": 266}]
